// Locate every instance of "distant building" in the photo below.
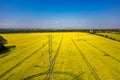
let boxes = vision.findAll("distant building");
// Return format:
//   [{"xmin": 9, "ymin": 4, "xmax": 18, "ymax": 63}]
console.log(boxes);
[
  {"xmin": 89, "ymin": 29, "xmax": 93, "ymax": 33},
  {"xmin": 89, "ymin": 29, "xmax": 95, "ymax": 33}
]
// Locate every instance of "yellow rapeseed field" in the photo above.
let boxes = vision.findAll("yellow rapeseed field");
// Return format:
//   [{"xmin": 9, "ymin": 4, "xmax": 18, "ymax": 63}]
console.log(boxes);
[
  {"xmin": 97, "ymin": 33, "xmax": 120, "ymax": 41},
  {"xmin": 0, "ymin": 32, "xmax": 120, "ymax": 80}
]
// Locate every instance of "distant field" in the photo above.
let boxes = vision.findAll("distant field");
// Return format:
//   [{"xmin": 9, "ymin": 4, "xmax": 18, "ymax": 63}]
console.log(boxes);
[
  {"xmin": 97, "ymin": 33, "xmax": 120, "ymax": 41},
  {"xmin": 0, "ymin": 32, "xmax": 120, "ymax": 80}
]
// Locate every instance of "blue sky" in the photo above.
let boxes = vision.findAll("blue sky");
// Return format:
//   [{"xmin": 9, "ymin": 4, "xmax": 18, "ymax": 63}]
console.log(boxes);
[{"xmin": 0, "ymin": 0, "xmax": 120, "ymax": 29}]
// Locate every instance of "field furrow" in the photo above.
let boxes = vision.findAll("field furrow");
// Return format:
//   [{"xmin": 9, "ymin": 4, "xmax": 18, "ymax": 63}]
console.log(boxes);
[{"xmin": 0, "ymin": 32, "xmax": 120, "ymax": 80}]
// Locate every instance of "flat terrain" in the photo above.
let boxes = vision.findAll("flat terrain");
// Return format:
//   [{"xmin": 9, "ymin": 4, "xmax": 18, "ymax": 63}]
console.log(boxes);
[{"xmin": 0, "ymin": 32, "xmax": 120, "ymax": 80}]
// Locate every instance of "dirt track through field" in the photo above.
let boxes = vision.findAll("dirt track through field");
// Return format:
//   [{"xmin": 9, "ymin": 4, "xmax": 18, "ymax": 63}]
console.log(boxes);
[
  {"xmin": 45, "ymin": 36, "xmax": 63, "ymax": 80},
  {"xmin": 0, "ymin": 37, "xmax": 48, "ymax": 65},
  {"xmin": 0, "ymin": 32, "xmax": 120, "ymax": 80},
  {"xmin": 71, "ymin": 38, "xmax": 101, "ymax": 80},
  {"xmin": 23, "ymin": 36, "xmax": 64, "ymax": 80},
  {"xmin": 0, "ymin": 43, "xmax": 47, "ymax": 79},
  {"xmin": 85, "ymin": 40, "xmax": 120, "ymax": 63}
]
